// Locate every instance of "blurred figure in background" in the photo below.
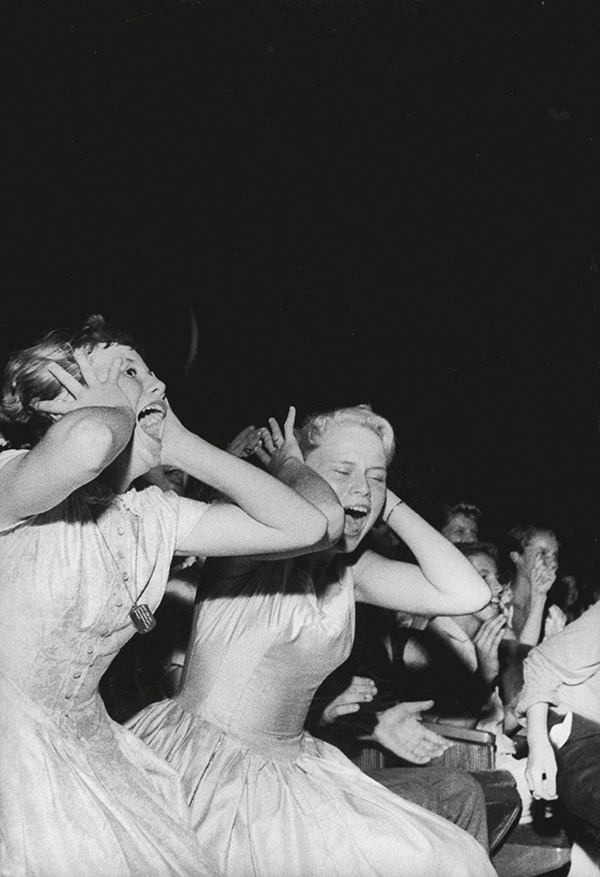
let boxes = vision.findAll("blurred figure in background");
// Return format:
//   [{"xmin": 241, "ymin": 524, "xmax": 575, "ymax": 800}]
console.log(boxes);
[
  {"xmin": 440, "ymin": 502, "xmax": 483, "ymax": 545},
  {"xmin": 503, "ymin": 525, "xmax": 565, "ymax": 646}
]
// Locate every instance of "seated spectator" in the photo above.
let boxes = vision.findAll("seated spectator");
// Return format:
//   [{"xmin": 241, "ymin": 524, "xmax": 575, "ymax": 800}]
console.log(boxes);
[
  {"xmin": 400, "ymin": 541, "xmax": 539, "ymax": 821},
  {"xmin": 308, "ymin": 600, "xmax": 522, "ymax": 855},
  {"xmin": 502, "ymin": 525, "xmax": 565, "ymax": 646},
  {"xmin": 395, "ymin": 543, "xmax": 512, "ymax": 729},
  {"xmin": 439, "ymin": 502, "xmax": 483, "ymax": 545},
  {"xmin": 518, "ymin": 598, "xmax": 600, "ymax": 874},
  {"xmin": 547, "ymin": 572, "xmax": 588, "ymax": 625}
]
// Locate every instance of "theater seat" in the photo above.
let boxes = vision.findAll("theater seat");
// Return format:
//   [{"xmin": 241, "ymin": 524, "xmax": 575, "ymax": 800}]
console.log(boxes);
[{"xmin": 354, "ymin": 721, "xmax": 571, "ymax": 874}]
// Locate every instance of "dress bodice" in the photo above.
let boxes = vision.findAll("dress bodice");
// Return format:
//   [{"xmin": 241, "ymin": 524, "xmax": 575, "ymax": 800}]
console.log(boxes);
[
  {"xmin": 0, "ymin": 456, "xmax": 206, "ymax": 726},
  {"xmin": 177, "ymin": 558, "xmax": 355, "ymax": 752},
  {"xmin": 128, "ymin": 555, "xmax": 498, "ymax": 877},
  {"xmin": 0, "ymin": 450, "xmax": 212, "ymax": 877}
]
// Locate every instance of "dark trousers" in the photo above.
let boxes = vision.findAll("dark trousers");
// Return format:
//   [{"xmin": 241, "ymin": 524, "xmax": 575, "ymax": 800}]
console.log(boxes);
[
  {"xmin": 556, "ymin": 712, "xmax": 600, "ymax": 862},
  {"xmin": 366, "ymin": 766, "xmax": 493, "ymax": 852}
]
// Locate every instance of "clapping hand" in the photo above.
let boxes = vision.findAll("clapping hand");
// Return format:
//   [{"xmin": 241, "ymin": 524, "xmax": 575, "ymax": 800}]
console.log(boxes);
[
  {"xmin": 320, "ymin": 676, "xmax": 378, "ymax": 724},
  {"xmin": 225, "ymin": 425, "xmax": 265, "ymax": 459},
  {"xmin": 371, "ymin": 701, "xmax": 451, "ymax": 765}
]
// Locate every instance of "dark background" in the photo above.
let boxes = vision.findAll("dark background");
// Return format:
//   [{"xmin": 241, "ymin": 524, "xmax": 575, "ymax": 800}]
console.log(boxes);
[{"xmin": 4, "ymin": 0, "xmax": 600, "ymax": 581}]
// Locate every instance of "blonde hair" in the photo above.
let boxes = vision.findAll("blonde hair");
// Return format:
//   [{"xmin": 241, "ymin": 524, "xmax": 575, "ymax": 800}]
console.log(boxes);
[{"xmin": 297, "ymin": 404, "xmax": 396, "ymax": 466}]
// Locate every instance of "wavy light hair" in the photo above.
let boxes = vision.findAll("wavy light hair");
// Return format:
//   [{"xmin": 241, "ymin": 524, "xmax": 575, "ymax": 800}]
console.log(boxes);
[
  {"xmin": 296, "ymin": 404, "xmax": 396, "ymax": 466},
  {"xmin": 0, "ymin": 314, "xmax": 142, "ymax": 447}
]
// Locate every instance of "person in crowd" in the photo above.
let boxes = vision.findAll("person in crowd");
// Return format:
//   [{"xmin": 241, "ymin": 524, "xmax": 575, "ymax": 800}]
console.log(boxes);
[
  {"xmin": 547, "ymin": 572, "xmax": 588, "ymax": 625},
  {"xmin": 439, "ymin": 501, "xmax": 483, "ymax": 545},
  {"xmin": 127, "ymin": 403, "xmax": 497, "ymax": 877},
  {"xmin": 519, "ymin": 598, "xmax": 600, "ymax": 875},
  {"xmin": 391, "ymin": 542, "xmax": 510, "ymax": 729},
  {"xmin": 309, "ymin": 613, "xmax": 522, "ymax": 856},
  {"xmin": 502, "ymin": 524, "xmax": 565, "ymax": 646},
  {"xmin": 0, "ymin": 315, "xmax": 331, "ymax": 877}
]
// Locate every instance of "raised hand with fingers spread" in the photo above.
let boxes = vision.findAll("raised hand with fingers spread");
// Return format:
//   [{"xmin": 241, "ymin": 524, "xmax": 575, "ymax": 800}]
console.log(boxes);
[
  {"xmin": 253, "ymin": 406, "xmax": 304, "ymax": 476},
  {"xmin": 33, "ymin": 349, "xmax": 136, "ymax": 418}
]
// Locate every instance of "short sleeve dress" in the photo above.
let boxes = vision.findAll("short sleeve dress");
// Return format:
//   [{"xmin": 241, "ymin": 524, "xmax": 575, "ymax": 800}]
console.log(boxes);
[
  {"xmin": 127, "ymin": 556, "xmax": 498, "ymax": 877},
  {"xmin": 0, "ymin": 449, "xmax": 218, "ymax": 877}
]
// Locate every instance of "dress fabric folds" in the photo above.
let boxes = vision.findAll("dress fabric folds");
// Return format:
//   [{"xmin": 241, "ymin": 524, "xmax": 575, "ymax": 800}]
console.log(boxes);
[
  {"xmin": 128, "ymin": 558, "xmax": 497, "ymax": 877},
  {"xmin": 0, "ymin": 450, "xmax": 215, "ymax": 877}
]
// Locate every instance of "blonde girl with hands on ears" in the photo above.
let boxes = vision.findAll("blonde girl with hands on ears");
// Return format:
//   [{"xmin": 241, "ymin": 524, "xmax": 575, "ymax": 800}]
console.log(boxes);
[{"xmin": 128, "ymin": 402, "xmax": 498, "ymax": 877}]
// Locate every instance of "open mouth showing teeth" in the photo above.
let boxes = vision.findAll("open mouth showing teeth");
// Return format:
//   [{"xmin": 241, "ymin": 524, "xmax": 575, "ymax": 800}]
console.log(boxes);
[
  {"xmin": 137, "ymin": 402, "xmax": 167, "ymax": 431},
  {"xmin": 345, "ymin": 507, "xmax": 368, "ymax": 520},
  {"xmin": 344, "ymin": 506, "xmax": 369, "ymax": 536}
]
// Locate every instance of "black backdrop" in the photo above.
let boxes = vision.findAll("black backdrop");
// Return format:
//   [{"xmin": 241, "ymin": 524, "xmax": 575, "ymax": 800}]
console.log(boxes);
[{"xmin": 4, "ymin": 0, "xmax": 600, "ymax": 580}]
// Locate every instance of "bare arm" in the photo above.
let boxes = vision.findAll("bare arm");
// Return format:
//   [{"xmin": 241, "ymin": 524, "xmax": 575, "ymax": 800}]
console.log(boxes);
[
  {"xmin": 162, "ymin": 406, "xmax": 332, "ymax": 557},
  {"xmin": 354, "ymin": 491, "xmax": 491, "ymax": 615},
  {"xmin": 524, "ymin": 702, "xmax": 558, "ymax": 801},
  {"xmin": 0, "ymin": 353, "xmax": 135, "ymax": 527}
]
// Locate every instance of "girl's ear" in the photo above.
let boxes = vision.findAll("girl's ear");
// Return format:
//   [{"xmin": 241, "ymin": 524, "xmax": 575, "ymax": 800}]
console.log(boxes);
[{"xmin": 509, "ymin": 550, "xmax": 521, "ymax": 566}]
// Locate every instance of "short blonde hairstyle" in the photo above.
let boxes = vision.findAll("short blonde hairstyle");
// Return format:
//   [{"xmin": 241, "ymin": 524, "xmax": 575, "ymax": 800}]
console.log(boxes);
[{"xmin": 297, "ymin": 404, "xmax": 396, "ymax": 466}]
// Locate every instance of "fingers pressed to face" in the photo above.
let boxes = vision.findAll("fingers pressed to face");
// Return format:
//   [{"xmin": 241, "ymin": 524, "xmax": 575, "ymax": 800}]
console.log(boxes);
[
  {"xmin": 73, "ymin": 349, "xmax": 100, "ymax": 385},
  {"xmin": 106, "ymin": 355, "xmax": 124, "ymax": 384},
  {"xmin": 46, "ymin": 362, "xmax": 83, "ymax": 398}
]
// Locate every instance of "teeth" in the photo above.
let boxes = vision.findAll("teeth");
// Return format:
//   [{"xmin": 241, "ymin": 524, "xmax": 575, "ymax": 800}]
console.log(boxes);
[
  {"xmin": 138, "ymin": 402, "xmax": 166, "ymax": 422},
  {"xmin": 137, "ymin": 401, "xmax": 167, "ymax": 433},
  {"xmin": 345, "ymin": 507, "xmax": 368, "ymax": 519}
]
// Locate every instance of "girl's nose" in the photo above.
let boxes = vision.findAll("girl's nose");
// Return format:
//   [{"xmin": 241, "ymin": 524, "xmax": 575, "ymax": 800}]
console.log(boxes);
[
  {"xmin": 149, "ymin": 375, "xmax": 167, "ymax": 397},
  {"xmin": 351, "ymin": 476, "xmax": 370, "ymax": 496}
]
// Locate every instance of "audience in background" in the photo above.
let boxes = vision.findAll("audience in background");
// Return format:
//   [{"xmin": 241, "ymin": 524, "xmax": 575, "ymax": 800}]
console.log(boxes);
[
  {"xmin": 519, "ymin": 599, "xmax": 600, "ymax": 874},
  {"xmin": 439, "ymin": 502, "xmax": 482, "ymax": 545},
  {"xmin": 502, "ymin": 525, "xmax": 565, "ymax": 646}
]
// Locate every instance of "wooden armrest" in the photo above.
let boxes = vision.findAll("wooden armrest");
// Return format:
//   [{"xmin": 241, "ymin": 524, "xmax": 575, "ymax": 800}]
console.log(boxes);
[
  {"xmin": 421, "ymin": 721, "xmax": 496, "ymax": 770},
  {"xmin": 421, "ymin": 721, "xmax": 496, "ymax": 747}
]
